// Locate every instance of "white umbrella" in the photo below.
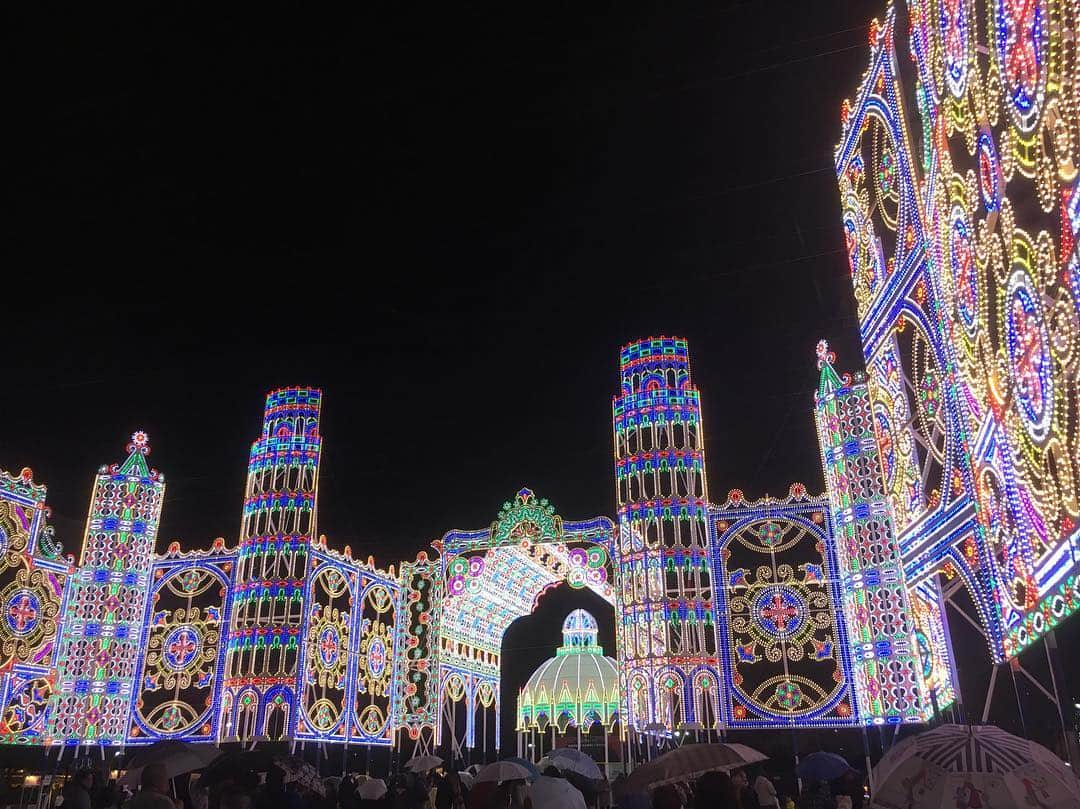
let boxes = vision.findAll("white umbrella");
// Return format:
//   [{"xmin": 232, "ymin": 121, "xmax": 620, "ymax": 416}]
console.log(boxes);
[
  {"xmin": 530, "ymin": 775, "xmax": 587, "ymax": 809},
  {"xmin": 870, "ymin": 724, "xmax": 1080, "ymax": 809},
  {"xmin": 123, "ymin": 741, "xmax": 223, "ymax": 785},
  {"xmin": 355, "ymin": 779, "xmax": 387, "ymax": 800},
  {"xmin": 405, "ymin": 755, "xmax": 444, "ymax": 773},
  {"xmin": 475, "ymin": 761, "xmax": 532, "ymax": 784},
  {"xmin": 547, "ymin": 748, "xmax": 602, "ymax": 780}
]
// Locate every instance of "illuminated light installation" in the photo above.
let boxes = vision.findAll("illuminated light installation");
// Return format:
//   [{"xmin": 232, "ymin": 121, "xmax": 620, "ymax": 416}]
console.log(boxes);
[
  {"xmin": 0, "ymin": 468, "xmax": 67, "ymax": 745},
  {"xmin": 0, "ymin": 336, "xmax": 960, "ymax": 749},
  {"xmin": 611, "ymin": 337, "xmax": 718, "ymax": 735},
  {"xmin": 130, "ymin": 539, "xmax": 235, "ymax": 743},
  {"xmin": 433, "ymin": 489, "xmax": 615, "ymax": 758},
  {"xmin": 709, "ymin": 485, "xmax": 860, "ymax": 728},
  {"xmin": 814, "ymin": 342, "xmax": 930, "ymax": 724},
  {"xmin": 50, "ymin": 433, "xmax": 165, "ymax": 745},
  {"xmin": 222, "ymin": 387, "xmax": 322, "ymax": 742},
  {"xmin": 516, "ymin": 610, "xmax": 622, "ymax": 763},
  {"xmin": 836, "ymin": 2, "xmax": 1080, "ymax": 659}
]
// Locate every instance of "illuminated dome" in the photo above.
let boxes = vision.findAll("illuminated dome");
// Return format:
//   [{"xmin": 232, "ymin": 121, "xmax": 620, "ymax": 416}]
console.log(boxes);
[{"xmin": 517, "ymin": 610, "xmax": 620, "ymax": 732}]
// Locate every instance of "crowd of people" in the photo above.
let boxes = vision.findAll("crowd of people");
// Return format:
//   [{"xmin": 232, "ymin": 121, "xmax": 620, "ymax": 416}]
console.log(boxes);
[{"xmin": 53, "ymin": 758, "xmax": 866, "ymax": 809}]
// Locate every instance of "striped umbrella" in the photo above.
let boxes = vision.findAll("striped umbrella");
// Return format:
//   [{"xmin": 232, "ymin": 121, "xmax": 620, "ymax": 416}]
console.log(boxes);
[{"xmin": 870, "ymin": 724, "xmax": 1080, "ymax": 809}]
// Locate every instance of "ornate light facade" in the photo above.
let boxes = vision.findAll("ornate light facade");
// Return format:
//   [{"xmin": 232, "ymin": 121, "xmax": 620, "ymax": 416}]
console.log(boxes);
[
  {"xmin": 0, "ymin": 338, "xmax": 956, "ymax": 750},
  {"xmin": 835, "ymin": 1, "xmax": 1080, "ymax": 660}
]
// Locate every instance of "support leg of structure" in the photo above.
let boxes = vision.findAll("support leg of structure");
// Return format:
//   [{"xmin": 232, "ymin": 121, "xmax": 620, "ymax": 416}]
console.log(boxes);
[
  {"xmin": 982, "ymin": 664, "xmax": 999, "ymax": 724},
  {"xmin": 1045, "ymin": 630, "xmax": 1080, "ymax": 769},
  {"xmin": 1007, "ymin": 659, "xmax": 1029, "ymax": 738}
]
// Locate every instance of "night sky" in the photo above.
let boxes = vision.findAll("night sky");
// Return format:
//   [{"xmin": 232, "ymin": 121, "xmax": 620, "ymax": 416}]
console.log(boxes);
[{"xmin": 9, "ymin": 2, "xmax": 1078, "ymax": 752}]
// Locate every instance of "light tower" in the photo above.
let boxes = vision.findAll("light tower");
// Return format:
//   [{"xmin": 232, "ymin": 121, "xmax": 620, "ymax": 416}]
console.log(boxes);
[
  {"xmin": 221, "ymin": 387, "xmax": 322, "ymax": 741},
  {"xmin": 813, "ymin": 341, "xmax": 926, "ymax": 724},
  {"xmin": 611, "ymin": 337, "xmax": 716, "ymax": 735},
  {"xmin": 50, "ymin": 432, "xmax": 164, "ymax": 745}
]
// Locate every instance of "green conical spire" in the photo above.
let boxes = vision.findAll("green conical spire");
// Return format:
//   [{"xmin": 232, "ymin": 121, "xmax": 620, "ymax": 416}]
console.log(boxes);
[{"xmin": 816, "ymin": 339, "xmax": 843, "ymax": 397}]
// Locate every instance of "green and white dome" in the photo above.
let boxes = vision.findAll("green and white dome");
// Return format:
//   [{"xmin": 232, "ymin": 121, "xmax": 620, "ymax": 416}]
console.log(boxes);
[{"xmin": 516, "ymin": 609, "xmax": 620, "ymax": 731}]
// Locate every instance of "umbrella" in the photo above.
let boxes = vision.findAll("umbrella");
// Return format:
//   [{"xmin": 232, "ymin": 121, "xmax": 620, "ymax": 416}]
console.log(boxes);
[
  {"xmin": 530, "ymin": 775, "xmax": 587, "ymax": 809},
  {"xmin": 501, "ymin": 757, "xmax": 540, "ymax": 782},
  {"xmin": 475, "ymin": 761, "xmax": 532, "ymax": 784},
  {"xmin": 623, "ymin": 743, "xmax": 768, "ymax": 791},
  {"xmin": 798, "ymin": 752, "xmax": 855, "ymax": 782},
  {"xmin": 405, "ymin": 754, "xmax": 444, "ymax": 773},
  {"xmin": 457, "ymin": 772, "xmax": 475, "ymax": 790},
  {"xmin": 355, "ymin": 779, "xmax": 387, "ymax": 800},
  {"xmin": 547, "ymin": 748, "xmax": 602, "ymax": 780},
  {"xmin": 870, "ymin": 724, "xmax": 1080, "ymax": 809},
  {"xmin": 122, "ymin": 741, "xmax": 223, "ymax": 785},
  {"xmin": 272, "ymin": 755, "xmax": 326, "ymax": 797}
]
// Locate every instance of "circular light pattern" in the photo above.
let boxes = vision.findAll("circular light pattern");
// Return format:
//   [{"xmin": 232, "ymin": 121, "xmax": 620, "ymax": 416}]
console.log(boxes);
[
  {"xmin": 977, "ymin": 131, "xmax": 1001, "ymax": 212},
  {"xmin": 995, "ymin": 0, "xmax": 1049, "ymax": 131},
  {"xmin": 4, "ymin": 589, "xmax": 40, "ymax": 638},
  {"xmin": 162, "ymin": 625, "xmax": 202, "ymax": 671},
  {"xmin": 948, "ymin": 205, "xmax": 978, "ymax": 336},
  {"xmin": 940, "ymin": 0, "xmax": 969, "ymax": 98},
  {"xmin": 1004, "ymin": 268, "xmax": 1054, "ymax": 442},
  {"xmin": 873, "ymin": 404, "xmax": 897, "ymax": 488},
  {"xmin": 317, "ymin": 625, "xmax": 341, "ymax": 669},
  {"xmin": 914, "ymin": 630, "xmax": 934, "ymax": 679},
  {"xmin": 368, "ymin": 636, "xmax": 387, "ymax": 679},
  {"xmin": 752, "ymin": 585, "xmax": 808, "ymax": 640}
]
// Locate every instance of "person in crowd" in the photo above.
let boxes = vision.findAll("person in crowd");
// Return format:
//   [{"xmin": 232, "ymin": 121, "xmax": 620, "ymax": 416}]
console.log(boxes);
[
  {"xmin": 651, "ymin": 784, "xmax": 685, "ymax": 809},
  {"xmin": 753, "ymin": 766, "xmax": 780, "ymax": 809},
  {"xmin": 541, "ymin": 767, "xmax": 561, "ymax": 779},
  {"xmin": 694, "ymin": 771, "xmax": 738, "ymax": 809},
  {"xmin": 797, "ymin": 780, "xmax": 834, "ymax": 809},
  {"xmin": 832, "ymin": 770, "xmax": 861, "ymax": 809},
  {"xmin": 731, "ymin": 769, "xmax": 757, "ymax": 809},
  {"xmin": 218, "ymin": 789, "xmax": 253, "ymax": 809},
  {"xmin": 338, "ymin": 776, "xmax": 358, "ymax": 809},
  {"xmin": 124, "ymin": 764, "xmax": 176, "ymax": 809},
  {"xmin": 63, "ymin": 770, "xmax": 95, "ymax": 809},
  {"xmin": 434, "ymin": 771, "xmax": 465, "ymax": 809}
]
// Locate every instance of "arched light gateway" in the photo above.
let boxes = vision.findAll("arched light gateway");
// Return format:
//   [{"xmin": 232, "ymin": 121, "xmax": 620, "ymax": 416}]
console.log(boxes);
[{"xmin": 421, "ymin": 488, "xmax": 616, "ymax": 760}]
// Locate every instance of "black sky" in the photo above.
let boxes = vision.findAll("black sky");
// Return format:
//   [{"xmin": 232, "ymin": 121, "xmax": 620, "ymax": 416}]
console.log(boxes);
[{"xmin": 8, "ymin": 1, "xmax": 881, "ymax": 560}]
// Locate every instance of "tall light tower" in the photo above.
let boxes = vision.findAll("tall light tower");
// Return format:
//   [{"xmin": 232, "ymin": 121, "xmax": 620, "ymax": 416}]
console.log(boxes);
[
  {"xmin": 50, "ymin": 432, "xmax": 164, "ymax": 745},
  {"xmin": 611, "ymin": 337, "xmax": 717, "ymax": 735},
  {"xmin": 221, "ymin": 387, "xmax": 322, "ymax": 741}
]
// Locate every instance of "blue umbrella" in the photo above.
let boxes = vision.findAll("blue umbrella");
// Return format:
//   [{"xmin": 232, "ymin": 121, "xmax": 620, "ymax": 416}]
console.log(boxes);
[
  {"xmin": 501, "ymin": 756, "xmax": 541, "ymax": 782},
  {"xmin": 796, "ymin": 752, "xmax": 853, "ymax": 782}
]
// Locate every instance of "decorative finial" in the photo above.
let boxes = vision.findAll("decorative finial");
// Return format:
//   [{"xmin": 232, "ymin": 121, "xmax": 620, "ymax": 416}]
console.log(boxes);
[
  {"xmin": 516, "ymin": 487, "xmax": 534, "ymax": 504},
  {"xmin": 815, "ymin": 339, "xmax": 836, "ymax": 370},
  {"xmin": 127, "ymin": 430, "xmax": 151, "ymax": 455}
]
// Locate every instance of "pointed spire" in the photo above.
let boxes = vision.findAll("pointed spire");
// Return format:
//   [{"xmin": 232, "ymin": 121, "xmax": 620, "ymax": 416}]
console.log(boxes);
[
  {"xmin": 816, "ymin": 339, "xmax": 844, "ymax": 397},
  {"xmin": 118, "ymin": 430, "xmax": 153, "ymax": 477}
]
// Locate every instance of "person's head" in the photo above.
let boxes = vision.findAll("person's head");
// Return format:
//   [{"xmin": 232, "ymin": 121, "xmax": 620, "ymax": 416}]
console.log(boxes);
[
  {"xmin": 731, "ymin": 769, "xmax": 748, "ymax": 788},
  {"xmin": 543, "ymin": 766, "xmax": 562, "ymax": 778},
  {"xmin": 141, "ymin": 763, "xmax": 169, "ymax": 795},
  {"xmin": 651, "ymin": 785, "xmax": 683, "ymax": 809},
  {"xmin": 76, "ymin": 770, "xmax": 94, "ymax": 790},
  {"xmin": 695, "ymin": 771, "xmax": 737, "ymax": 807},
  {"xmin": 219, "ymin": 788, "xmax": 253, "ymax": 809}
]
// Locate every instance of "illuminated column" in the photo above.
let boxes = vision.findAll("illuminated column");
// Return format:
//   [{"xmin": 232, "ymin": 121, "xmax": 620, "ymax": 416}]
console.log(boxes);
[
  {"xmin": 222, "ymin": 387, "xmax": 321, "ymax": 742},
  {"xmin": 50, "ymin": 432, "xmax": 164, "ymax": 745},
  {"xmin": 611, "ymin": 336, "xmax": 716, "ymax": 733},
  {"xmin": 813, "ymin": 341, "xmax": 925, "ymax": 724}
]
